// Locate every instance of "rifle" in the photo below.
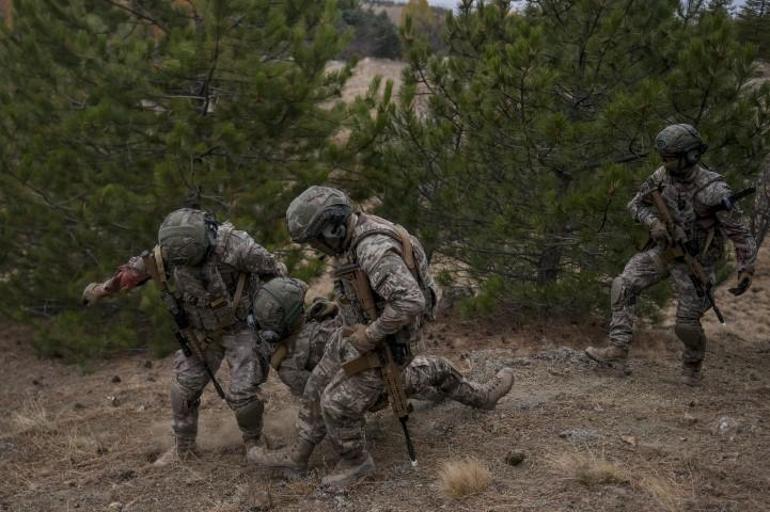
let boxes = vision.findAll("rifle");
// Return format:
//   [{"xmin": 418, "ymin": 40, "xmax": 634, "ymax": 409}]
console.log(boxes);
[
  {"xmin": 648, "ymin": 188, "xmax": 725, "ymax": 325},
  {"xmin": 337, "ymin": 262, "xmax": 418, "ymax": 466},
  {"xmin": 141, "ymin": 248, "xmax": 230, "ymax": 405}
]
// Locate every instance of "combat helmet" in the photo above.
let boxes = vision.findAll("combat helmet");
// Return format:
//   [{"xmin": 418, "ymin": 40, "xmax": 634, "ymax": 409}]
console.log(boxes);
[
  {"xmin": 286, "ymin": 186, "xmax": 352, "ymax": 253},
  {"xmin": 654, "ymin": 124, "xmax": 707, "ymax": 167},
  {"xmin": 158, "ymin": 208, "xmax": 218, "ymax": 266},
  {"xmin": 252, "ymin": 277, "xmax": 308, "ymax": 337}
]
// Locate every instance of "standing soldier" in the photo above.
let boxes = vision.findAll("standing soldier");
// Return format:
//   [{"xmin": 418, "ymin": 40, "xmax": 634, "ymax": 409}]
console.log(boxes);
[
  {"xmin": 248, "ymin": 187, "xmax": 514, "ymax": 489},
  {"xmin": 586, "ymin": 124, "xmax": 756, "ymax": 385},
  {"xmin": 81, "ymin": 208, "xmax": 284, "ymax": 464}
]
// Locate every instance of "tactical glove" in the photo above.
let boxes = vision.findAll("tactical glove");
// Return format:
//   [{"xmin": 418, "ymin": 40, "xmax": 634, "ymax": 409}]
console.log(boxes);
[
  {"xmin": 649, "ymin": 220, "xmax": 671, "ymax": 247},
  {"xmin": 342, "ymin": 323, "xmax": 377, "ymax": 354},
  {"xmin": 81, "ymin": 282, "xmax": 108, "ymax": 306},
  {"xmin": 729, "ymin": 271, "xmax": 753, "ymax": 296}
]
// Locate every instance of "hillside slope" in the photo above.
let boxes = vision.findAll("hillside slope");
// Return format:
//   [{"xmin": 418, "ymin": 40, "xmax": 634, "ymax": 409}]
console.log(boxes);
[{"xmin": 1, "ymin": 241, "xmax": 768, "ymax": 512}]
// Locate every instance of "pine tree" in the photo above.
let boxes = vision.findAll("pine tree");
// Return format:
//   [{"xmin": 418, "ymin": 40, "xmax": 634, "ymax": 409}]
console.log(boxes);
[
  {"xmin": 738, "ymin": 0, "xmax": 770, "ymax": 61},
  {"xmin": 0, "ymin": 0, "xmax": 351, "ymax": 359},
  {"xmin": 346, "ymin": 0, "xmax": 770, "ymax": 316}
]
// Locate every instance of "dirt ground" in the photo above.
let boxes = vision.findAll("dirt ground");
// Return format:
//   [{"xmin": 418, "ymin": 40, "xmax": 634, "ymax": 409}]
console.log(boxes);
[{"xmin": 1, "ymin": 240, "xmax": 769, "ymax": 512}]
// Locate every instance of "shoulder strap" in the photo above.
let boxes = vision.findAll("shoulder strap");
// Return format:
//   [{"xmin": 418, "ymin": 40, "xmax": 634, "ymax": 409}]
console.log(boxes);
[{"xmin": 232, "ymin": 273, "xmax": 247, "ymax": 306}]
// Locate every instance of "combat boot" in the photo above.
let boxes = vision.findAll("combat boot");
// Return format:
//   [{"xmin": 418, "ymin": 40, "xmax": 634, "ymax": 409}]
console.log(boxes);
[
  {"xmin": 320, "ymin": 451, "xmax": 375, "ymax": 490},
  {"xmin": 585, "ymin": 344, "xmax": 629, "ymax": 371},
  {"xmin": 153, "ymin": 433, "xmax": 197, "ymax": 467},
  {"xmin": 681, "ymin": 361, "xmax": 703, "ymax": 387},
  {"xmin": 247, "ymin": 438, "xmax": 315, "ymax": 477},
  {"xmin": 447, "ymin": 368, "xmax": 515, "ymax": 410}
]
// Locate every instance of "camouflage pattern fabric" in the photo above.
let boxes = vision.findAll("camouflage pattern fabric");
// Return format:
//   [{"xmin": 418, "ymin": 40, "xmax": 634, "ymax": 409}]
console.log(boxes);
[
  {"xmin": 610, "ymin": 165, "xmax": 757, "ymax": 363},
  {"xmin": 171, "ymin": 325, "xmax": 267, "ymax": 442},
  {"xmin": 90, "ymin": 220, "xmax": 283, "ymax": 445}
]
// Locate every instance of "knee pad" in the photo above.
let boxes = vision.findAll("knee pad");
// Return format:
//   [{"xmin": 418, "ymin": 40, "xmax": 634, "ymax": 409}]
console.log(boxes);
[
  {"xmin": 674, "ymin": 322, "xmax": 705, "ymax": 348},
  {"xmin": 233, "ymin": 399, "xmax": 264, "ymax": 436},
  {"xmin": 611, "ymin": 276, "xmax": 635, "ymax": 308}
]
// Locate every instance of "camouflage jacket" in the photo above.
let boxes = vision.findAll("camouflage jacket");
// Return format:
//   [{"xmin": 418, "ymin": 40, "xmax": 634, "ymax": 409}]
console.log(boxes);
[
  {"xmin": 276, "ymin": 314, "xmax": 342, "ymax": 396},
  {"xmin": 628, "ymin": 165, "xmax": 757, "ymax": 272},
  {"xmin": 99, "ymin": 222, "xmax": 283, "ymax": 331},
  {"xmin": 333, "ymin": 213, "xmax": 438, "ymax": 345}
]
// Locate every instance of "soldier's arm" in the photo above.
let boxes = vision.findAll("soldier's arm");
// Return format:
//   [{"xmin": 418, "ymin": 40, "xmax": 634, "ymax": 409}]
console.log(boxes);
[
  {"xmin": 82, "ymin": 255, "xmax": 150, "ymax": 304},
  {"xmin": 705, "ymin": 182, "xmax": 758, "ymax": 273},
  {"xmin": 227, "ymin": 229, "xmax": 285, "ymax": 278},
  {"xmin": 627, "ymin": 168, "xmax": 665, "ymax": 227},
  {"xmin": 360, "ymin": 246, "xmax": 426, "ymax": 342},
  {"xmin": 276, "ymin": 324, "xmax": 316, "ymax": 397}
]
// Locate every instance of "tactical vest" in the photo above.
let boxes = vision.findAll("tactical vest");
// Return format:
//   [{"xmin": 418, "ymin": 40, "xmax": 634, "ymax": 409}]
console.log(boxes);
[
  {"xmin": 653, "ymin": 166, "xmax": 728, "ymax": 264},
  {"xmin": 333, "ymin": 214, "xmax": 438, "ymax": 343},
  {"xmin": 148, "ymin": 223, "xmax": 250, "ymax": 333}
]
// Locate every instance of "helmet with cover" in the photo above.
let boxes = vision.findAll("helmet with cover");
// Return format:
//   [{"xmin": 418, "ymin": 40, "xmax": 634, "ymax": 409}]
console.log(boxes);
[
  {"xmin": 654, "ymin": 123, "xmax": 707, "ymax": 169},
  {"xmin": 157, "ymin": 208, "xmax": 218, "ymax": 266},
  {"xmin": 286, "ymin": 186, "xmax": 352, "ymax": 254},
  {"xmin": 252, "ymin": 277, "xmax": 308, "ymax": 338}
]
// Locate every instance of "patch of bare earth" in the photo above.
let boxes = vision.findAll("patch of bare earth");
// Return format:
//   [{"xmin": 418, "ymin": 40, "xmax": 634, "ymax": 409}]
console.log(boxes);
[{"xmin": 1, "ymin": 243, "xmax": 769, "ymax": 512}]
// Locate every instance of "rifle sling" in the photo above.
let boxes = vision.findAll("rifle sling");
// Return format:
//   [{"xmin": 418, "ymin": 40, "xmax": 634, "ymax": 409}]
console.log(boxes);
[{"xmin": 342, "ymin": 351, "xmax": 383, "ymax": 376}]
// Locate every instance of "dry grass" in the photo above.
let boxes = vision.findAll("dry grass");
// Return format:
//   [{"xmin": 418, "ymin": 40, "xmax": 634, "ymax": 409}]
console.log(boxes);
[
  {"xmin": 550, "ymin": 450, "xmax": 629, "ymax": 487},
  {"xmin": 550, "ymin": 449, "xmax": 684, "ymax": 511},
  {"xmin": 438, "ymin": 457, "xmax": 492, "ymax": 498},
  {"xmin": 11, "ymin": 398, "xmax": 55, "ymax": 433}
]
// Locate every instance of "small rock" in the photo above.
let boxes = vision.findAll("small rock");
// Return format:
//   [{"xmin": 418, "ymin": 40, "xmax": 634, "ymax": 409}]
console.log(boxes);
[
  {"xmin": 142, "ymin": 360, "xmax": 153, "ymax": 369},
  {"xmin": 559, "ymin": 429, "xmax": 600, "ymax": 443},
  {"xmin": 111, "ymin": 375, "xmax": 122, "ymax": 384},
  {"xmin": 64, "ymin": 480, "xmax": 76, "ymax": 488},
  {"xmin": 73, "ymin": 402, "xmax": 86, "ymax": 411},
  {"xmin": 136, "ymin": 405, "xmax": 146, "ymax": 413},
  {"xmin": 32, "ymin": 379, "xmax": 42, "ymax": 386},
  {"xmin": 106, "ymin": 396, "xmax": 119, "ymax": 407},
  {"xmin": 504, "ymin": 450, "xmax": 526, "ymax": 466},
  {"xmin": 107, "ymin": 502, "xmax": 123, "ymax": 512},
  {"xmin": 712, "ymin": 416, "xmax": 741, "ymax": 436},
  {"xmin": 688, "ymin": 399, "xmax": 697, "ymax": 408},
  {"xmin": 683, "ymin": 413, "xmax": 698, "ymax": 425},
  {"xmin": 621, "ymin": 435, "xmax": 637, "ymax": 447}
]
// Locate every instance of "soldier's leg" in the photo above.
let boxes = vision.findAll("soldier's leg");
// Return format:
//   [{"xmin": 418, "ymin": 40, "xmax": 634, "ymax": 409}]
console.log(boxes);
[
  {"xmin": 222, "ymin": 326, "xmax": 267, "ymax": 449},
  {"xmin": 403, "ymin": 355, "xmax": 514, "ymax": 410},
  {"xmin": 155, "ymin": 343, "xmax": 224, "ymax": 466},
  {"xmin": 247, "ymin": 328, "xmax": 345, "ymax": 474},
  {"xmin": 587, "ymin": 248, "xmax": 669, "ymax": 366},
  {"xmin": 670, "ymin": 264, "xmax": 711, "ymax": 385},
  {"xmin": 319, "ymin": 336, "xmax": 383, "ymax": 489}
]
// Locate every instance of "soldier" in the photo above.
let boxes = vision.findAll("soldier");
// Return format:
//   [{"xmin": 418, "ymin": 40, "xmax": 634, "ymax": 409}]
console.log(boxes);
[
  {"xmin": 248, "ymin": 187, "xmax": 515, "ymax": 489},
  {"xmin": 254, "ymin": 276, "xmax": 515, "ymax": 405},
  {"xmin": 81, "ymin": 208, "xmax": 284, "ymax": 464},
  {"xmin": 585, "ymin": 124, "xmax": 756, "ymax": 385}
]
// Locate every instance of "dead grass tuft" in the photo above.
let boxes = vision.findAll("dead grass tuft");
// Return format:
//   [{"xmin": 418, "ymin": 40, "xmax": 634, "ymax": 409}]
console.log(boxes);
[
  {"xmin": 551, "ymin": 450, "xmax": 629, "ymax": 487},
  {"xmin": 638, "ymin": 474, "xmax": 683, "ymax": 512},
  {"xmin": 12, "ymin": 398, "xmax": 55, "ymax": 433},
  {"xmin": 438, "ymin": 457, "xmax": 492, "ymax": 498}
]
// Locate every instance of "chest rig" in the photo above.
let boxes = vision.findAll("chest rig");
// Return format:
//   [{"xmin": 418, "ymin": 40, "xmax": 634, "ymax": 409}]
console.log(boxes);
[
  {"xmin": 655, "ymin": 168, "xmax": 726, "ymax": 262},
  {"xmin": 146, "ymin": 227, "xmax": 249, "ymax": 334},
  {"xmin": 333, "ymin": 215, "xmax": 434, "ymax": 364}
]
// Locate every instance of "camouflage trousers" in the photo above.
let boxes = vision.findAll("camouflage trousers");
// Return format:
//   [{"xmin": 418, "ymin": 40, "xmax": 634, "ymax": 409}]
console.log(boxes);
[
  {"xmin": 295, "ymin": 329, "xmax": 468, "ymax": 458},
  {"xmin": 171, "ymin": 323, "xmax": 268, "ymax": 444},
  {"xmin": 609, "ymin": 246, "xmax": 712, "ymax": 364}
]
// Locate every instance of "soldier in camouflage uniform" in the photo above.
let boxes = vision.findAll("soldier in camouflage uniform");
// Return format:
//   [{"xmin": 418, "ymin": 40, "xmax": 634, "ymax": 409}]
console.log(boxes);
[
  {"xmin": 255, "ymin": 277, "xmax": 516, "ymax": 405},
  {"xmin": 586, "ymin": 124, "xmax": 756, "ymax": 385},
  {"xmin": 248, "ymin": 187, "xmax": 515, "ymax": 489},
  {"xmin": 82, "ymin": 208, "xmax": 284, "ymax": 464}
]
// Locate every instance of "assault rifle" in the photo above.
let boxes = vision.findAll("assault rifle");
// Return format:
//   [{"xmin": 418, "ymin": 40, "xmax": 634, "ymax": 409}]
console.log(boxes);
[
  {"xmin": 648, "ymin": 188, "xmax": 725, "ymax": 325},
  {"xmin": 141, "ymin": 249, "xmax": 229, "ymax": 404},
  {"xmin": 337, "ymin": 262, "xmax": 418, "ymax": 466}
]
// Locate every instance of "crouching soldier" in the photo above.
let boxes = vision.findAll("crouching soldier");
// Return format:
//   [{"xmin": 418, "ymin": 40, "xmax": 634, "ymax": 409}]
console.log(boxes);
[
  {"xmin": 247, "ymin": 187, "xmax": 515, "ymax": 489},
  {"xmin": 586, "ymin": 124, "xmax": 757, "ymax": 385},
  {"xmin": 82, "ymin": 208, "xmax": 284, "ymax": 464}
]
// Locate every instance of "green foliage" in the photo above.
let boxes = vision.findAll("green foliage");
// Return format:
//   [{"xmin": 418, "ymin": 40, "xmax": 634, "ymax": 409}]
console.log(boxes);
[
  {"xmin": 340, "ymin": 6, "xmax": 401, "ymax": 59},
  {"xmin": 0, "ymin": 0, "xmax": 350, "ymax": 359},
  {"xmin": 737, "ymin": 0, "xmax": 770, "ymax": 61},
  {"xmin": 347, "ymin": 0, "xmax": 770, "ymax": 316}
]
